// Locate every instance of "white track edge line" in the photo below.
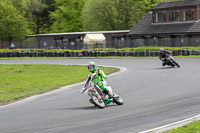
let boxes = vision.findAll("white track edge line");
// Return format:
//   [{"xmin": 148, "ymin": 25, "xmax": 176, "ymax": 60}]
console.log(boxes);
[{"xmin": 139, "ymin": 114, "xmax": 200, "ymax": 133}]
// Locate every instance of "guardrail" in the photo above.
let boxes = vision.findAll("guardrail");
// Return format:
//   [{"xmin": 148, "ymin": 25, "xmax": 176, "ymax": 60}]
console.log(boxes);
[{"xmin": 0, "ymin": 50, "xmax": 200, "ymax": 58}]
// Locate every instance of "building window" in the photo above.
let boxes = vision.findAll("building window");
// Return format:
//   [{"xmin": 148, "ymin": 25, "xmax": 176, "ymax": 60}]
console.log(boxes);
[
  {"xmin": 156, "ymin": 11, "xmax": 166, "ymax": 23},
  {"xmin": 183, "ymin": 9, "xmax": 194, "ymax": 21},
  {"xmin": 169, "ymin": 11, "xmax": 180, "ymax": 22}
]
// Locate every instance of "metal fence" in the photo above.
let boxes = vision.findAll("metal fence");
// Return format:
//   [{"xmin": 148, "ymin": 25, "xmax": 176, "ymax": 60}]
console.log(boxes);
[
  {"xmin": 132, "ymin": 37, "xmax": 200, "ymax": 47},
  {"xmin": 1, "ymin": 37, "xmax": 200, "ymax": 50},
  {"xmin": 0, "ymin": 40, "xmax": 38, "ymax": 49}
]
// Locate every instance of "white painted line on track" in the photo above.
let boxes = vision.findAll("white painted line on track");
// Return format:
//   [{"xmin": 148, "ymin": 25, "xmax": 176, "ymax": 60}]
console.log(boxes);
[
  {"xmin": 0, "ymin": 63, "xmax": 126, "ymax": 108},
  {"xmin": 139, "ymin": 114, "xmax": 200, "ymax": 133}
]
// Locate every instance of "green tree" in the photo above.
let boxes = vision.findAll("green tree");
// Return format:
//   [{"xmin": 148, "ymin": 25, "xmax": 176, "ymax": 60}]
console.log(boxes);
[
  {"xmin": 3, "ymin": 0, "xmax": 30, "ymax": 11},
  {"xmin": 41, "ymin": 0, "xmax": 56, "ymax": 32},
  {"xmin": 29, "ymin": 0, "xmax": 49, "ymax": 34},
  {"xmin": 0, "ymin": 1, "xmax": 30, "ymax": 42},
  {"xmin": 27, "ymin": 0, "xmax": 56, "ymax": 34},
  {"xmin": 4, "ymin": 0, "xmax": 55, "ymax": 34},
  {"xmin": 50, "ymin": 0, "xmax": 85, "ymax": 32},
  {"xmin": 82, "ymin": 0, "xmax": 150, "ymax": 31}
]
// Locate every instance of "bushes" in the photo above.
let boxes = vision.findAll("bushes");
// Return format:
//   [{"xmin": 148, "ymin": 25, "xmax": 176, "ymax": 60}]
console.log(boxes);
[
  {"xmin": 0, "ymin": 47, "xmax": 200, "ymax": 57},
  {"xmin": 0, "ymin": 50, "xmax": 200, "ymax": 58},
  {"xmin": 1, "ymin": 46, "xmax": 200, "ymax": 52}
]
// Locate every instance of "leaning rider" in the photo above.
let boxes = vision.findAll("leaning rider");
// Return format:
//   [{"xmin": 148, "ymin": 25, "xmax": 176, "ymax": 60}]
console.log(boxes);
[
  {"xmin": 86, "ymin": 61, "xmax": 113, "ymax": 98},
  {"xmin": 159, "ymin": 48, "xmax": 172, "ymax": 66}
]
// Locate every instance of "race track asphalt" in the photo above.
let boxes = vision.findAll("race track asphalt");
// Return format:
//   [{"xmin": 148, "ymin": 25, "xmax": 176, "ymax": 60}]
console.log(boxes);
[{"xmin": 0, "ymin": 58, "xmax": 200, "ymax": 133}]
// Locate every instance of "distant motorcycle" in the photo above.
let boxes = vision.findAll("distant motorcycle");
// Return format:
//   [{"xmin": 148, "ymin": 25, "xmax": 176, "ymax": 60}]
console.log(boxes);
[
  {"xmin": 80, "ymin": 73, "xmax": 124, "ymax": 109},
  {"xmin": 163, "ymin": 55, "xmax": 180, "ymax": 68}
]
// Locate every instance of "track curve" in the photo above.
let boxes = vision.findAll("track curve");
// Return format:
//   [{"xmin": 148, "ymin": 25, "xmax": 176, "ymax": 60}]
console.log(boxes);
[{"xmin": 0, "ymin": 58, "xmax": 200, "ymax": 133}]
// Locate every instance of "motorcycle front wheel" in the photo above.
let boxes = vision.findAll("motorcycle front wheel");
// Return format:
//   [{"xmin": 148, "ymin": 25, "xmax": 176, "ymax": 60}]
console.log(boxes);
[
  {"xmin": 173, "ymin": 60, "xmax": 180, "ymax": 68},
  {"xmin": 91, "ymin": 96, "xmax": 105, "ymax": 109}
]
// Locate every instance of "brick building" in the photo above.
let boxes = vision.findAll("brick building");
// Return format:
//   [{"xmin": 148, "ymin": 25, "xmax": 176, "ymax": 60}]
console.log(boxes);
[{"xmin": 129, "ymin": 0, "xmax": 200, "ymax": 47}]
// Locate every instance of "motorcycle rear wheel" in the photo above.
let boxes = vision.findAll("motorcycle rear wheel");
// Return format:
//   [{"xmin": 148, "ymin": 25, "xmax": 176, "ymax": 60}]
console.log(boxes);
[
  {"xmin": 91, "ymin": 96, "xmax": 105, "ymax": 109},
  {"xmin": 113, "ymin": 94, "xmax": 124, "ymax": 105}
]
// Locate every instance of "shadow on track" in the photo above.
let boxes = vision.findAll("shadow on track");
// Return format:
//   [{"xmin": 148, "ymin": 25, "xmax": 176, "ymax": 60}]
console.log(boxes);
[
  {"xmin": 155, "ymin": 67, "xmax": 178, "ymax": 69},
  {"xmin": 59, "ymin": 104, "xmax": 119, "ymax": 111},
  {"xmin": 58, "ymin": 106, "xmax": 98, "ymax": 110}
]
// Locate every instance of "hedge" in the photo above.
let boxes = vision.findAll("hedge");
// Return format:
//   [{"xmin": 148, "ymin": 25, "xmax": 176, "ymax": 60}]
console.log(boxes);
[{"xmin": 0, "ymin": 49, "xmax": 200, "ymax": 58}]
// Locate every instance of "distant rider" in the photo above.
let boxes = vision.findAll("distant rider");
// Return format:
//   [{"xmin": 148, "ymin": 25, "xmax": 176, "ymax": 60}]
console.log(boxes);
[
  {"xmin": 159, "ymin": 48, "xmax": 172, "ymax": 66},
  {"xmin": 86, "ymin": 61, "xmax": 113, "ymax": 98}
]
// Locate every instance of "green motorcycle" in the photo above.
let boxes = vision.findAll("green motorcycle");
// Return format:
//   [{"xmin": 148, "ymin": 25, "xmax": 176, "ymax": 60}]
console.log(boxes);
[{"xmin": 80, "ymin": 73, "xmax": 124, "ymax": 109}]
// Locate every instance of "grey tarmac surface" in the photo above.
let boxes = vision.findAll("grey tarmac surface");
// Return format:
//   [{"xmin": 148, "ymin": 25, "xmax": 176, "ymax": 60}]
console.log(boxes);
[{"xmin": 0, "ymin": 58, "xmax": 200, "ymax": 133}]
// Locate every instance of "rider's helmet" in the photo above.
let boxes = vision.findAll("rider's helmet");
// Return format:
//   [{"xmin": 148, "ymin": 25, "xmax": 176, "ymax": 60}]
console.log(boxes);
[
  {"xmin": 87, "ymin": 61, "xmax": 96, "ymax": 72},
  {"xmin": 160, "ymin": 48, "xmax": 164, "ymax": 53}
]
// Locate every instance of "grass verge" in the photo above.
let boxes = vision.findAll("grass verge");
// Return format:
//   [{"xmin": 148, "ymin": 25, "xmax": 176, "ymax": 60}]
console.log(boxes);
[
  {"xmin": 0, "ymin": 64, "xmax": 119, "ymax": 105},
  {"xmin": 163, "ymin": 121, "xmax": 200, "ymax": 133}
]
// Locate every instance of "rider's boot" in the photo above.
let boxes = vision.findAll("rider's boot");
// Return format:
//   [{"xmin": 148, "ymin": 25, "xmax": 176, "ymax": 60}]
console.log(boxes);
[
  {"xmin": 103, "ymin": 89, "xmax": 113, "ymax": 98},
  {"xmin": 162, "ymin": 61, "xmax": 166, "ymax": 66},
  {"xmin": 89, "ymin": 97, "xmax": 93, "ymax": 104},
  {"xmin": 97, "ymin": 82, "xmax": 113, "ymax": 98}
]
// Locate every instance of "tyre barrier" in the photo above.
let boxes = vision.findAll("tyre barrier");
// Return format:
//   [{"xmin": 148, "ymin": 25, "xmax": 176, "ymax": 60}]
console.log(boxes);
[{"xmin": 0, "ymin": 50, "xmax": 200, "ymax": 58}]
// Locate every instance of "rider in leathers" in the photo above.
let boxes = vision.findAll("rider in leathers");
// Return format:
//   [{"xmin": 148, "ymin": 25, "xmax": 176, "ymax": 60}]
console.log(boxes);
[
  {"xmin": 159, "ymin": 48, "xmax": 172, "ymax": 66},
  {"xmin": 86, "ymin": 61, "xmax": 113, "ymax": 101}
]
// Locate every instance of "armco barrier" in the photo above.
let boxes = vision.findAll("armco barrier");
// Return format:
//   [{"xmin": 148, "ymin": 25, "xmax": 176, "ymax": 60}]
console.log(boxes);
[{"xmin": 0, "ymin": 50, "xmax": 200, "ymax": 58}]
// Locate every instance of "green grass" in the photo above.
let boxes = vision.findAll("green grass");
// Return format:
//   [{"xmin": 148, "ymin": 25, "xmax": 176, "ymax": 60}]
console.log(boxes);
[
  {"xmin": 0, "ymin": 64, "xmax": 119, "ymax": 105},
  {"xmin": 163, "ymin": 121, "xmax": 200, "ymax": 133}
]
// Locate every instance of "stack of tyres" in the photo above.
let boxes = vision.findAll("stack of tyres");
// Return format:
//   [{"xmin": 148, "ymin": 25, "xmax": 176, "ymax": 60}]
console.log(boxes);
[
  {"xmin": 105, "ymin": 51, "xmax": 111, "ymax": 56},
  {"xmin": 155, "ymin": 51, "xmax": 159, "ymax": 57},
  {"xmin": 101, "ymin": 51, "xmax": 106, "ymax": 56},
  {"xmin": 65, "ymin": 51, "xmax": 71, "ymax": 57},
  {"xmin": 58, "ymin": 52, "xmax": 64, "ymax": 57},
  {"xmin": 139, "ymin": 51, "xmax": 145, "ymax": 57},
  {"xmin": 81, "ymin": 51, "xmax": 86, "ymax": 57},
  {"xmin": 129, "ymin": 51, "xmax": 135, "ymax": 56},
  {"xmin": 172, "ymin": 50, "xmax": 178, "ymax": 56},
  {"xmin": 144, "ymin": 51, "xmax": 149, "ymax": 57}
]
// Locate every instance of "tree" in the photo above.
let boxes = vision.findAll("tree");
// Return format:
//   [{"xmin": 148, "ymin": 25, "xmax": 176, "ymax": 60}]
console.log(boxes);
[
  {"xmin": 0, "ymin": 1, "xmax": 30, "ymax": 42},
  {"xmin": 3, "ymin": 0, "xmax": 56, "ymax": 34},
  {"xmin": 41, "ymin": 0, "xmax": 56, "ymax": 32},
  {"xmin": 2, "ymin": 0, "xmax": 30, "ymax": 11},
  {"xmin": 29, "ymin": 0, "xmax": 49, "ymax": 34},
  {"xmin": 50, "ymin": 0, "xmax": 85, "ymax": 33},
  {"xmin": 26, "ymin": 0, "xmax": 56, "ymax": 34},
  {"xmin": 82, "ymin": 0, "xmax": 150, "ymax": 31}
]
